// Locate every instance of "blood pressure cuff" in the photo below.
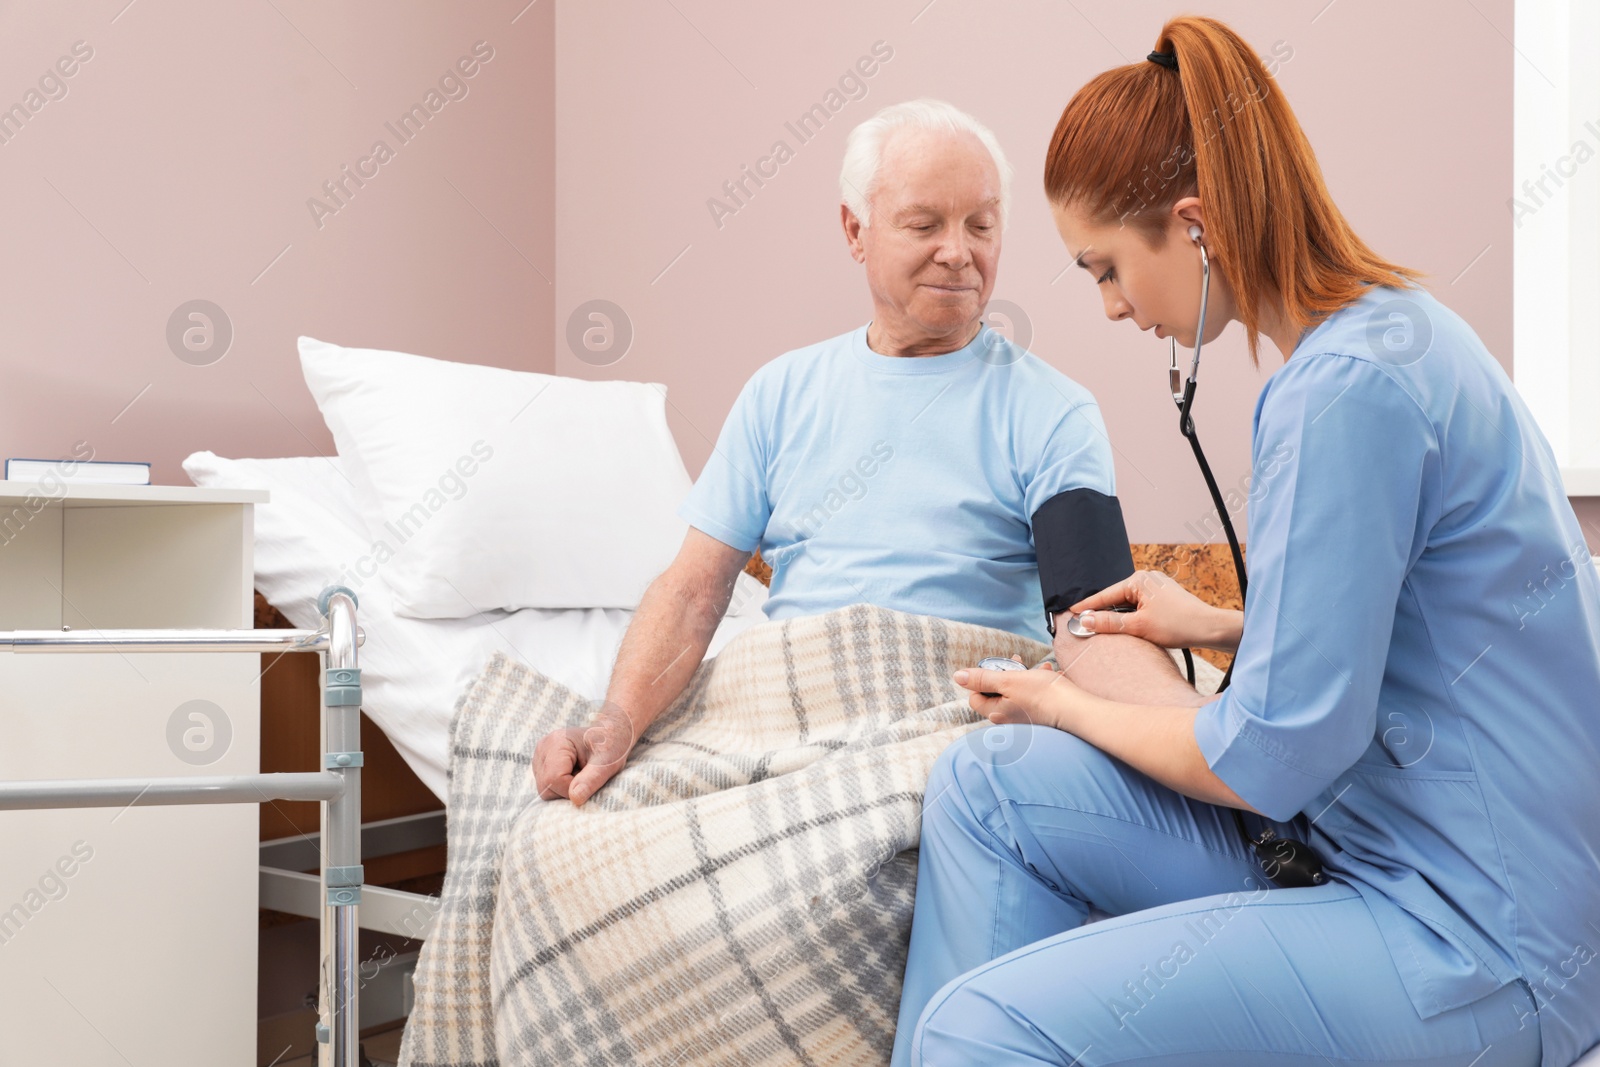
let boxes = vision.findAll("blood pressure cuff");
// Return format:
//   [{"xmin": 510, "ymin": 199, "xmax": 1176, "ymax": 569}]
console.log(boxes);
[{"xmin": 1031, "ymin": 487, "xmax": 1135, "ymax": 635}]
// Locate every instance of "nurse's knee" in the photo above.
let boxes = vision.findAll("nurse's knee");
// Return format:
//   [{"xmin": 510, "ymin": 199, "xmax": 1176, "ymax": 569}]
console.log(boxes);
[
  {"xmin": 923, "ymin": 730, "xmax": 1015, "ymax": 818},
  {"xmin": 914, "ymin": 969, "xmax": 1067, "ymax": 1066},
  {"xmin": 930, "ymin": 725, "xmax": 1114, "ymax": 801},
  {"xmin": 921, "ymin": 728, "xmax": 1120, "ymax": 845}
]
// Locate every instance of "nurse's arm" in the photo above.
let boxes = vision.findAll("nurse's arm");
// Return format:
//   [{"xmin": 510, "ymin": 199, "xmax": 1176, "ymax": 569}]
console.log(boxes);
[
  {"xmin": 1054, "ymin": 689, "xmax": 1264, "ymax": 814},
  {"xmin": 957, "ymin": 660, "xmax": 1261, "ymax": 813},
  {"xmin": 1055, "ymin": 635, "xmax": 1265, "ymax": 811}
]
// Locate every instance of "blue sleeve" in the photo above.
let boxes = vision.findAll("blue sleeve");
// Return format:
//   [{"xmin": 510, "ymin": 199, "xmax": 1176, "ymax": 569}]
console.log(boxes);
[
  {"xmin": 1022, "ymin": 400, "xmax": 1117, "ymax": 521},
  {"xmin": 676, "ymin": 373, "xmax": 772, "ymax": 554},
  {"xmin": 1193, "ymin": 355, "xmax": 1441, "ymax": 821}
]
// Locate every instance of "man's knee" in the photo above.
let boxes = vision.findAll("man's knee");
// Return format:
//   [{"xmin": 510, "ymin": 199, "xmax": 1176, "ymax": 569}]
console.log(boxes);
[{"xmin": 924, "ymin": 735, "xmax": 965, "ymax": 800}]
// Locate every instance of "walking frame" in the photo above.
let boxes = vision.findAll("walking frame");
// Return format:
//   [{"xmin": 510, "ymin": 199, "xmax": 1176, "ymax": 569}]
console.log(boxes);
[{"xmin": 0, "ymin": 585, "xmax": 381, "ymax": 1067}]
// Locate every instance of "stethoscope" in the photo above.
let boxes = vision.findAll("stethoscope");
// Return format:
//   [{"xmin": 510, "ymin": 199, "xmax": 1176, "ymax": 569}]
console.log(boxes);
[
  {"xmin": 1058, "ymin": 224, "xmax": 1326, "ymax": 888},
  {"xmin": 1060, "ymin": 224, "xmax": 1241, "ymax": 656}
]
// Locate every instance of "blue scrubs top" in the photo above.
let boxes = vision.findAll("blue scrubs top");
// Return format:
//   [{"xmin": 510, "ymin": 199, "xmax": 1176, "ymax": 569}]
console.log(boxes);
[{"xmin": 1193, "ymin": 284, "xmax": 1600, "ymax": 1067}]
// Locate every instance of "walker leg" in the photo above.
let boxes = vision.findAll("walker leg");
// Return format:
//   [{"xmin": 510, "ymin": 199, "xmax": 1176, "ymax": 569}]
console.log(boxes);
[{"xmin": 316, "ymin": 588, "xmax": 363, "ymax": 1067}]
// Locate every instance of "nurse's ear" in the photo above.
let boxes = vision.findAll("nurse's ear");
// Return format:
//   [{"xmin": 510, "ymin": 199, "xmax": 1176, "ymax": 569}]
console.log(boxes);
[{"xmin": 1171, "ymin": 196, "xmax": 1207, "ymax": 248}]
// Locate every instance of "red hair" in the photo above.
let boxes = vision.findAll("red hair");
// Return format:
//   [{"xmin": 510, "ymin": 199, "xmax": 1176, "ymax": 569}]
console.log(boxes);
[{"xmin": 1043, "ymin": 15, "xmax": 1422, "ymax": 364}]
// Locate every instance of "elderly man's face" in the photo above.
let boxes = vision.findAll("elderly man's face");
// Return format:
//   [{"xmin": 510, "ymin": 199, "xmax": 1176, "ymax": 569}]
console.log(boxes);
[{"xmin": 843, "ymin": 128, "xmax": 1001, "ymax": 354}]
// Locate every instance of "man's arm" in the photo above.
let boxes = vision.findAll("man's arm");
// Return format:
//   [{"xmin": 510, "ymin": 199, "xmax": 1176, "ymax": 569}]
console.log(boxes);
[
  {"xmin": 606, "ymin": 527, "xmax": 751, "ymax": 738},
  {"xmin": 532, "ymin": 527, "xmax": 750, "ymax": 805},
  {"xmin": 1030, "ymin": 487, "xmax": 1206, "ymax": 707},
  {"xmin": 1052, "ymin": 629, "xmax": 1206, "ymax": 707}
]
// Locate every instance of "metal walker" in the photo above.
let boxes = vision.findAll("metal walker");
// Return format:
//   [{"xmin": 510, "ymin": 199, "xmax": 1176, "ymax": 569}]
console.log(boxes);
[{"xmin": 0, "ymin": 585, "xmax": 368, "ymax": 1067}]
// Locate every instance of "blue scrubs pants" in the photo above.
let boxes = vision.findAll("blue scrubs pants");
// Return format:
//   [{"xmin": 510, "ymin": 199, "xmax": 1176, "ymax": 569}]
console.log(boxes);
[{"xmin": 890, "ymin": 725, "xmax": 1542, "ymax": 1067}]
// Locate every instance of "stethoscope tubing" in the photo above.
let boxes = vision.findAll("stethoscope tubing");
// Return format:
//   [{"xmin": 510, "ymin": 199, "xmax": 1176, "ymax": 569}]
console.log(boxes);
[
  {"xmin": 1171, "ymin": 238, "xmax": 1248, "ymax": 615},
  {"xmin": 1167, "ymin": 238, "xmax": 1324, "ymax": 885}
]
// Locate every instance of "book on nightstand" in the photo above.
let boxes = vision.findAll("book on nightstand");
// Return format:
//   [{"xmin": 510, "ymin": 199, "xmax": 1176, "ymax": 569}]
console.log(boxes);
[{"xmin": 4, "ymin": 458, "xmax": 152, "ymax": 484}]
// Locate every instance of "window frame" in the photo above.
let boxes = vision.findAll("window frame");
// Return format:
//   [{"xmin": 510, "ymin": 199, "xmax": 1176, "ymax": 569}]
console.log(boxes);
[{"xmin": 1513, "ymin": 0, "xmax": 1600, "ymax": 493}]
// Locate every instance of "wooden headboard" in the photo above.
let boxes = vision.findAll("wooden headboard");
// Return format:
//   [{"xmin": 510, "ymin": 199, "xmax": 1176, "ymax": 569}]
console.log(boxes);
[{"xmin": 747, "ymin": 545, "xmax": 1242, "ymax": 670}]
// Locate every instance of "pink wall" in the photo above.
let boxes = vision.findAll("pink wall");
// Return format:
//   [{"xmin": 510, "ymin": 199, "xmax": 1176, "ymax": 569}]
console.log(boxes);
[
  {"xmin": 0, "ymin": 0, "xmax": 554, "ymax": 483},
  {"xmin": 3, "ymin": 0, "xmax": 1594, "ymax": 546},
  {"xmin": 554, "ymin": 0, "xmax": 1594, "ymax": 548}
]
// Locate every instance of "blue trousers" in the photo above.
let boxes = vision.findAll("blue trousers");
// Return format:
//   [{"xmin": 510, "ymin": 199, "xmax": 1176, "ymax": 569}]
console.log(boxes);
[{"xmin": 890, "ymin": 724, "xmax": 1542, "ymax": 1067}]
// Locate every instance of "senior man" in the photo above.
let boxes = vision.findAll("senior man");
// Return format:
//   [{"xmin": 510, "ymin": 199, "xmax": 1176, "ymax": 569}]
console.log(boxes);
[{"xmin": 534, "ymin": 98, "xmax": 1195, "ymax": 806}]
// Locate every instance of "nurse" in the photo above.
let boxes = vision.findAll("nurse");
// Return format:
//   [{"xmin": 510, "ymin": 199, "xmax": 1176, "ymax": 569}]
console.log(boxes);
[{"xmin": 892, "ymin": 14, "xmax": 1600, "ymax": 1067}]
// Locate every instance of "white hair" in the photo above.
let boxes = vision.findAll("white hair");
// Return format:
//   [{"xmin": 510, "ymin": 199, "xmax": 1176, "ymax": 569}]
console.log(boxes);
[{"xmin": 839, "ymin": 98, "xmax": 1014, "ymax": 230}]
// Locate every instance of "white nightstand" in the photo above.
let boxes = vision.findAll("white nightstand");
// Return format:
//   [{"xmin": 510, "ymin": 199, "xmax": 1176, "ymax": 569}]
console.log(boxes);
[{"xmin": 0, "ymin": 483, "xmax": 266, "ymax": 1065}]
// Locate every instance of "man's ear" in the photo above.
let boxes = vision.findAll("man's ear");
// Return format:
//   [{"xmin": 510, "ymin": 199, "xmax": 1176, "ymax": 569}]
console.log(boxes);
[{"xmin": 841, "ymin": 203, "xmax": 867, "ymax": 263}]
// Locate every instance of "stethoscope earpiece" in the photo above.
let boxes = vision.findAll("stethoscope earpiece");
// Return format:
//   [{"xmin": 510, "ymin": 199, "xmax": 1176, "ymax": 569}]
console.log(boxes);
[{"xmin": 1170, "ymin": 233, "xmax": 1209, "ymax": 407}]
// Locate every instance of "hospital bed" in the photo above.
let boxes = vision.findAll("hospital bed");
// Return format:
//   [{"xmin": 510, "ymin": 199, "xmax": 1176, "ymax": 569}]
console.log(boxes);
[
  {"xmin": 186, "ymin": 448, "xmax": 771, "ymax": 1056},
  {"xmin": 185, "ymin": 450, "xmax": 774, "ymax": 807},
  {"xmin": 0, "ymin": 442, "xmax": 703, "ymax": 1060}
]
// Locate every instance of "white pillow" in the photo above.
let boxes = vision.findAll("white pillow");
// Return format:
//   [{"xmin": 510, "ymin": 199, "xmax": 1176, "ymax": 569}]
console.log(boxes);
[
  {"xmin": 297, "ymin": 336, "xmax": 693, "ymax": 617},
  {"xmin": 182, "ymin": 451, "xmax": 373, "ymax": 625}
]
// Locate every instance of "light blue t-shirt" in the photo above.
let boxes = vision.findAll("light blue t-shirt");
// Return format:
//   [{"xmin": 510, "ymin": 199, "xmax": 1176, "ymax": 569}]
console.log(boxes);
[
  {"xmin": 1192, "ymin": 284, "xmax": 1600, "ymax": 1067},
  {"xmin": 678, "ymin": 321, "xmax": 1115, "ymax": 644}
]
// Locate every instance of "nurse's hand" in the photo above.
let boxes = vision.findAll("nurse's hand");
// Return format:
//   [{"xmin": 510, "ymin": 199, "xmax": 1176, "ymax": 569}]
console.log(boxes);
[
  {"xmin": 952, "ymin": 656, "xmax": 1077, "ymax": 731},
  {"xmin": 1071, "ymin": 571, "xmax": 1243, "ymax": 651}
]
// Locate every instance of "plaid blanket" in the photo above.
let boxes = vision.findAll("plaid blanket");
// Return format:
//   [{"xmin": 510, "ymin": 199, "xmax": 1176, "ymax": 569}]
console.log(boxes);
[{"xmin": 398, "ymin": 603, "xmax": 1218, "ymax": 1066}]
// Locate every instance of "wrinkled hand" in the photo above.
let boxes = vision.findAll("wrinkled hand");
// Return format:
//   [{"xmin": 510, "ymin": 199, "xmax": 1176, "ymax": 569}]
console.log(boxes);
[
  {"xmin": 951, "ymin": 655, "xmax": 1077, "ymax": 731},
  {"xmin": 532, "ymin": 701, "xmax": 637, "ymax": 807},
  {"xmin": 1070, "ymin": 570, "xmax": 1237, "ymax": 650}
]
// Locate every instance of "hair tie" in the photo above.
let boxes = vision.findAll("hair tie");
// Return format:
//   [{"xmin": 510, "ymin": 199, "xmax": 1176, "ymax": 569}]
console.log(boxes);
[{"xmin": 1147, "ymin": 50, "xmax": 1178, "ymax": 71}]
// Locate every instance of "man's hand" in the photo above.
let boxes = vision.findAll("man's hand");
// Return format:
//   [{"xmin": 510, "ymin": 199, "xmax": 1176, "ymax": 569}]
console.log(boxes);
[
  {"xmin": 951, "ymin": 655, "xmax": 1079, "ymax": 731},
  {"xmin": 532, "ymin": 701, "xmax": 638, "ymax": 807}
]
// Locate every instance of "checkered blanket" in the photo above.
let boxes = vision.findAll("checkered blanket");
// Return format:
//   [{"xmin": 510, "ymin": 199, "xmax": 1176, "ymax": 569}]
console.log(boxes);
[
  {"xmin": 398, "ymin": 603, "xmax": 1053, "ymax": 1066},
  {"xmin": 398, "ymin": 603, "xmax": 1222, "ymax": 1066}
]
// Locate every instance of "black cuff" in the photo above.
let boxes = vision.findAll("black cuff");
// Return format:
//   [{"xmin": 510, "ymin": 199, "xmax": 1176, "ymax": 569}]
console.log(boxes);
[{"xmin": 1032, "ymin": 488, "xmax": 1135, "ymax": 635}]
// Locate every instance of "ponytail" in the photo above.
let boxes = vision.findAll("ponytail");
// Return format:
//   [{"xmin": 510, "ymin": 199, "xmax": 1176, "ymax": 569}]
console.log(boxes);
[{"xmin": 1044, "ymin": 16, "xmax": 1421, "ymax": 364}]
